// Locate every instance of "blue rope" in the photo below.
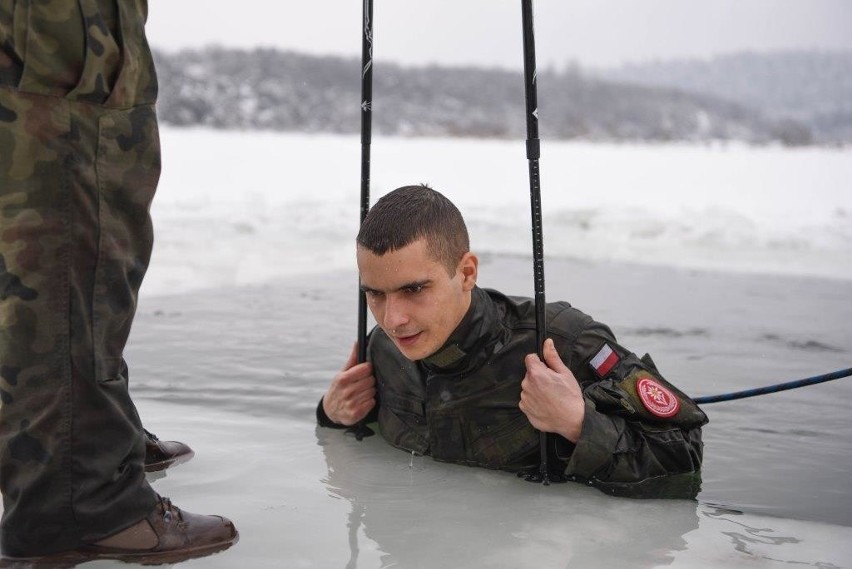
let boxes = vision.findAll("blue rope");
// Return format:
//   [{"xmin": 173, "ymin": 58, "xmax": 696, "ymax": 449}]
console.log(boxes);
[{"xmin": 693, "ymin": 367, "xmax": 852, "ymax": 404}]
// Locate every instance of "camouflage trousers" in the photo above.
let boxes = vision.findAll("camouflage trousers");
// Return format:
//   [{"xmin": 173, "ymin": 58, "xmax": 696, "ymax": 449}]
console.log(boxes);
[{"xmin": 0, "ymin": 0, "xmax": 160, "ymax": 556}]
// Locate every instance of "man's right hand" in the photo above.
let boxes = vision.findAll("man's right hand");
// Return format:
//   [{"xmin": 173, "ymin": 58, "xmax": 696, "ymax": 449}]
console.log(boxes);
[{"xmin": 322, "ymin": 343, "xmax": 377, "ymax": 426}]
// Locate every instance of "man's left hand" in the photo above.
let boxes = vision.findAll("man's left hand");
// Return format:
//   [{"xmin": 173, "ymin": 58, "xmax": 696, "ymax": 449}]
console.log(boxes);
[{"xmin": 519, "ymin": 338, "xmax": 585, "ymax": 443}]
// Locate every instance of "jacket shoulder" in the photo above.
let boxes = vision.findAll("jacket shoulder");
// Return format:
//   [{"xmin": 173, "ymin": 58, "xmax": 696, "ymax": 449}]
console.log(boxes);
[{"xmin": 483, "ymin": 287, "xmax": 593, "ymax": 341}]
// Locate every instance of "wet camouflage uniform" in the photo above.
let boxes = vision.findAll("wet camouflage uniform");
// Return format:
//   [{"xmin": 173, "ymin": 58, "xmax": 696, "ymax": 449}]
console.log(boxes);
[
  {"xmin": 0, "ymin": 0, "xmax": 160, "ymax": 556},
  {"xmin": 319, "ymin": 287, "xmax": 708, "ymax": 498}
]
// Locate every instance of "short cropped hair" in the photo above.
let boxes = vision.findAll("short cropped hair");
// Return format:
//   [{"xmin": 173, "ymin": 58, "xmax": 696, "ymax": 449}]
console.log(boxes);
[{"xmin": 357, "ymin": 185, "xmax": 470, "ymax": 274}]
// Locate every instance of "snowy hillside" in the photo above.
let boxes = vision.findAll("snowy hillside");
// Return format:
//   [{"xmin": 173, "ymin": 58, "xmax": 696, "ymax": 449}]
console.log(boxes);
[{"xmin": 598, "ymin": 51, "xmax": 852, "ymax": 145}]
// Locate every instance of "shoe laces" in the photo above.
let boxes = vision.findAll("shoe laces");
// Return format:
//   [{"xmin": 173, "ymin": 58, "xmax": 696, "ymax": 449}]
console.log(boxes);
[
  {"xmin": 144, "ymin": 428, "xmax": 160, "ymax": 442},
  {"xmin": 158, "ymin": 496, "xmax": 184, "ymax": 524}
]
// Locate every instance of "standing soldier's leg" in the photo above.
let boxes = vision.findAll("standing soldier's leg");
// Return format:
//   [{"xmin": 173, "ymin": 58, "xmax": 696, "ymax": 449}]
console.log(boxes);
[
  {"xmin": 1, "ymin": 0, "xmax": 236, "ymax": 560},
  {"xmin": 0, "ymin": 89, "xmax": 163, "ymax": 558}
]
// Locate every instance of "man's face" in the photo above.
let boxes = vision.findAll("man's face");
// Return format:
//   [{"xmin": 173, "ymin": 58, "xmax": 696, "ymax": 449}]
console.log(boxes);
[{"xmin": 358, "ymin": 238, "xmax": 477, "ymax": 361}]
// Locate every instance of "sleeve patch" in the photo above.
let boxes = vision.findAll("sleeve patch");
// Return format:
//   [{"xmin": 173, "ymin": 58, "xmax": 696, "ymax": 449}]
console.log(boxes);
[
  {"xmin": 636, "ymin": 375, "xmax": 681, "ymax": 418},
  {"xmin": 589, "ymin": 343, "xmax": 620, "ymax": 378}
]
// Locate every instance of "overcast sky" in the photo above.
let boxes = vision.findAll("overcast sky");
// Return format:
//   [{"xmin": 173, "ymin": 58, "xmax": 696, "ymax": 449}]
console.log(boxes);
[{"xmin": 147, "ymin": 0, "xmax": 852, "ymax": 69}]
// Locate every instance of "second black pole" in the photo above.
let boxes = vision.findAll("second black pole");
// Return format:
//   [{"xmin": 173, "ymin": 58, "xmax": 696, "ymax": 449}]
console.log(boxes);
[{"xmin": 520, "ymin": 0, "xmax": 553, "ymax": 484}]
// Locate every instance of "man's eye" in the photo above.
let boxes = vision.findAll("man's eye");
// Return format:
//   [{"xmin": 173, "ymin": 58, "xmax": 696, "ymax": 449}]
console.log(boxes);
[
  {"xmin": 364, "ymin": 290, "xmax": 383, "ymax": 299},
  {"xmin": 404, "ymin": 285, "xmax": 424, "ymax": 294}
]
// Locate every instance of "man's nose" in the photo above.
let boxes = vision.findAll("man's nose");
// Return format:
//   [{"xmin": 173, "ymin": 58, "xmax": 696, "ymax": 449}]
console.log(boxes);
[{"xmin": 382, "ymin": 295, "xmax": 409, "ymax": 330}]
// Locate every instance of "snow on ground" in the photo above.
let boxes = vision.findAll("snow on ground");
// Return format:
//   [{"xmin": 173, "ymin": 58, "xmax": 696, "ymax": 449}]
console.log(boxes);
[{"xmin": 145, "ymin": 128, "xmax": 852, "ymax": 297}]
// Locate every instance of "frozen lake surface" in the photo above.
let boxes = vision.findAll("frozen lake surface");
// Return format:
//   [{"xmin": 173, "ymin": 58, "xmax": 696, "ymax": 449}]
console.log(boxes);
[
  {"xmin": 142, "ymin": 132, "xmax": 852, "ymax": 567},
  {"xmin": 6, "ymin": 131, "xmax": 851, "ymax": 567},
  {"xmin": 124, "ymin": 255, "xmax": 851, "ymax": 568}
]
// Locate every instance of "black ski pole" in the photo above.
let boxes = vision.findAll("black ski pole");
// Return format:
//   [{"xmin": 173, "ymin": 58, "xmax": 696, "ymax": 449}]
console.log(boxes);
[
  {"xmin": 348, "ymin": 0, "xmax": 375, "ymax": 441},
  {"xmin": 520, "ymin": 0, "xmax": 555, "ymax": 484},
  {"xmin": 358, "ymin": 0, "xmax": 373, "ymax": 364}
]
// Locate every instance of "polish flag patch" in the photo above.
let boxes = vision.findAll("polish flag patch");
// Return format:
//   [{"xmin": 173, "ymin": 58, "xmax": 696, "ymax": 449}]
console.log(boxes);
[
  {"xmin": 589, "ymin": 344, "xmax": 619, "ymax": 378},
  {"xmin": 636, "ymin": 376, "xmax": 680, "ymax": 418}
]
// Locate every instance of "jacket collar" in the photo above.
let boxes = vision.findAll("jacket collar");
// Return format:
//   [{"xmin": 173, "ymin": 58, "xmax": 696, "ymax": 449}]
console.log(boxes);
[{"xmin": 421, "ymin": 286, "xmax": 506, "ymax": 375}]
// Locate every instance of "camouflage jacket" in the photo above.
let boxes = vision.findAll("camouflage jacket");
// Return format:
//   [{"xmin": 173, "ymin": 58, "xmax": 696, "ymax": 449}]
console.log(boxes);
[{"xmin": 320, "ymin": 286, "xmax": 708, "ymax": 498}]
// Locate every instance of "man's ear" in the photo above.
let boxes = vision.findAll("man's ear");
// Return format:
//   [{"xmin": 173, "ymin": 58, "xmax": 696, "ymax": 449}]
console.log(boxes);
[{"xmin": 458, "ymin": 252, "xmax": 478, "ymax": 291}]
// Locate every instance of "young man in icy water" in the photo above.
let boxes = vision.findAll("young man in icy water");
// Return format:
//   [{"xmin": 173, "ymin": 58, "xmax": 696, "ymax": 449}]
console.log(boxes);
[
  {"xmin": 0, "ymin": 0, "xmax": 237, "ymax": 563},
  {"xmin": 319, "ymin": 185, "xmax": 708, "ymax": 498}
]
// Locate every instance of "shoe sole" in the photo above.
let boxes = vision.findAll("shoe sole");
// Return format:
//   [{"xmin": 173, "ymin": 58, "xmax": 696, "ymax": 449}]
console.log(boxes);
[{"xmin": 1, "ymin": 531, "xmax": 238, "ymax": 567}]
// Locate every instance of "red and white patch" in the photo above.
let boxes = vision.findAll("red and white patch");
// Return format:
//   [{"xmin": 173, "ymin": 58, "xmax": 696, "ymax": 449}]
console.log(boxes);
[
  {"xmin": 589, "ymin": 344, "xmax": 619, "ymax": 378},
  {"xmin": 636, "ymin": 377, "xmax": 680, "ymax": 418}
]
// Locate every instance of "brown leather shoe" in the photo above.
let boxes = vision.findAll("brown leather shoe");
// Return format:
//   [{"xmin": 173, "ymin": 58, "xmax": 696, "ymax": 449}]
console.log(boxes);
[
  {"xmin": 1, "ymin": 496, "xmax": 238, "ymax": 566},
  {"xmin": 144, "ymin": 429, "xmax": 195, "ymax": 472}
]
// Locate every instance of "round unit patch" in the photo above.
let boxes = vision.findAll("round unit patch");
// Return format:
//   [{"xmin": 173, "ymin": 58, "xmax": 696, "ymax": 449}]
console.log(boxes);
[{"xmin": 636, "ymin": 377, "xmax": 680, "ymax": 418}]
